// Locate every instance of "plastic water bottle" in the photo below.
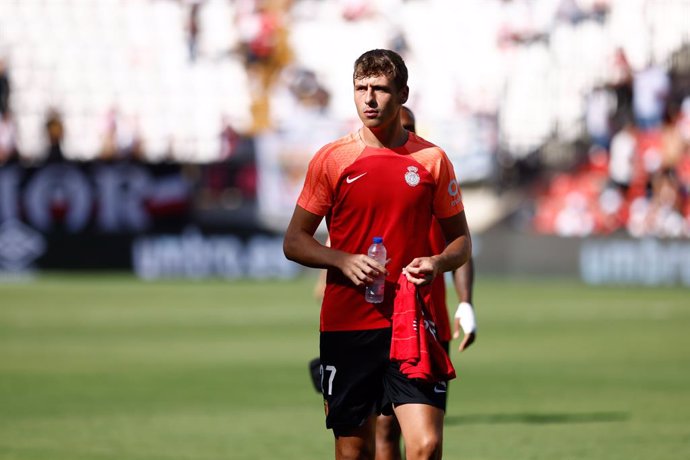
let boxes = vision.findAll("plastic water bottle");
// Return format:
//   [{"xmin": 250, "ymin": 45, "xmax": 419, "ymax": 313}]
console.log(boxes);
[{"xmin": 365, "ymin": 236, "xmax": 387, "ymax": 303}]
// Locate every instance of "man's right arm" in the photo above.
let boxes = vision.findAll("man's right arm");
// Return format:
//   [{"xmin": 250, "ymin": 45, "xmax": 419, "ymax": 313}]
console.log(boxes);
[{"xmin": 283, "ymin": 205, "xmax": 387, "ymax": 287}]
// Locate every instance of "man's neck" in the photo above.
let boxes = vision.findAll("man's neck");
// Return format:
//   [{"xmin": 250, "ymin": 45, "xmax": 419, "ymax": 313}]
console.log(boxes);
[{"xmin": 360, "ymin": 124, "xmax": 408, "ymax": 149}]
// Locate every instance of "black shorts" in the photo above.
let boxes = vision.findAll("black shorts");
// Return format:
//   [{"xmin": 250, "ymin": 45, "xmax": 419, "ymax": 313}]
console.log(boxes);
[{"xmin": 319, "ymin": 328, "xmax": 448, "ymax": 435}]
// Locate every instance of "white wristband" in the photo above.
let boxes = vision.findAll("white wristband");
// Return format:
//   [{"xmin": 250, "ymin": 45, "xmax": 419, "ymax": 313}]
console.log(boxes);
[{"xmin": 454, "ymin": 302, "xmax": 477, "ymax": 334}]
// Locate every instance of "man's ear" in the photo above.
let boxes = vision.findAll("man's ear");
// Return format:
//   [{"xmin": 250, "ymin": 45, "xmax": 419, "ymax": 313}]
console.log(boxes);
[{"xmin": 399, "ymin": 85, "xmax": 409, "ymax": 104}]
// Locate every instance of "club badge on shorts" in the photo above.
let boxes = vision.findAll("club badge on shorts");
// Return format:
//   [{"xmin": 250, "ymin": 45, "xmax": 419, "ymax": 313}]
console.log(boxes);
[{"xmin": 405, "ymin": 166, "xmax": 420, "ymax": 187}]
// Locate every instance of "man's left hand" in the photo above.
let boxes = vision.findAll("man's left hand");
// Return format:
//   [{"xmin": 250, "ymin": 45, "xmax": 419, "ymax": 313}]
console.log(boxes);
[
  {"xmin": 453, "ymin": 302, "xmax": 477, "ymax": 352},
  {"xmin": 403, "ymin": 257, "xmax": 438, "ymax": 285}
]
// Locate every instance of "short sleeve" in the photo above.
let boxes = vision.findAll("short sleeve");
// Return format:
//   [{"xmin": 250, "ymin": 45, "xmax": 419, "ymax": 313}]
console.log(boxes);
[
  {"xmin": 296, "ymin": 148, "xmax": 335, "ymax": 216},
  {"xmin": 432, "ymin": 151, "xmax": 464, "ymax": 219}
]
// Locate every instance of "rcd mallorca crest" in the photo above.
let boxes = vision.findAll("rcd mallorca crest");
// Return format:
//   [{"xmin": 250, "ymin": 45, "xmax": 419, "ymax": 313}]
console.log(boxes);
[{"xmin": 404, "ymin": 166, "xmax": 420, "ymax": 187}]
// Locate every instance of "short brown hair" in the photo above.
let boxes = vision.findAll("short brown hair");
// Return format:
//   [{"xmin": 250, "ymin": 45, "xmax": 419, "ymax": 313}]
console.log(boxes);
[{"xmin": 353, "ymin": 49, "xmax": 408, "ymax": 91}]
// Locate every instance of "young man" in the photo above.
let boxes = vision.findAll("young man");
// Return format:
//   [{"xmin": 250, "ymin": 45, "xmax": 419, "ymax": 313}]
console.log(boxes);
[
  {"xmin": 284, "ymin": 49, "xmax": 471, "ymax": 460},
  {"xmin": 309, "ymin": 106, "xmax": 478, "ymax": 460}
]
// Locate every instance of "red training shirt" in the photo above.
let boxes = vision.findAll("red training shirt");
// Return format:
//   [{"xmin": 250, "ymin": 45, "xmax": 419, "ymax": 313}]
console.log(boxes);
[{"xmin": 297, "ymin": 130, "xmax": 464, "ymax": 332}]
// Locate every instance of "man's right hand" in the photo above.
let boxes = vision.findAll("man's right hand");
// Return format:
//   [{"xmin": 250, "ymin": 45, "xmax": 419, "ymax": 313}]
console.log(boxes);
[{"xmin": 338, "ymin": 253, "xmax": 388, "ymax": 287}]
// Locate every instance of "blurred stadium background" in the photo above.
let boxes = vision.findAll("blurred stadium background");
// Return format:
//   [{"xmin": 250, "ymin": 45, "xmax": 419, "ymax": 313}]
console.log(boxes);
[
  {"xmin": 1, "ymin": 0, "xmax": 690, "ymax": 459},
  {"xmin": 0, "ymin": 0, "xmax": 689, "ymax": 281}
]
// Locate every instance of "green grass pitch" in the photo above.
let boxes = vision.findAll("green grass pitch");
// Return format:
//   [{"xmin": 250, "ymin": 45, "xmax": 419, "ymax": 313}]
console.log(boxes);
[{"xmin": 1, "ymin": 273, "xmax": 689, "ymax": 459}]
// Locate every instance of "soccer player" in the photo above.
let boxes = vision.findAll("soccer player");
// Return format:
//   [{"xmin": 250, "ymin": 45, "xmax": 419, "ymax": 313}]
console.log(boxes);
[
  {"xmin": 308, "ymin": 106, "xmax": 477, "ymax": 459},
  {"xmin": 283, "ymin": 49, "xmax": 471, "ymax": 460}
]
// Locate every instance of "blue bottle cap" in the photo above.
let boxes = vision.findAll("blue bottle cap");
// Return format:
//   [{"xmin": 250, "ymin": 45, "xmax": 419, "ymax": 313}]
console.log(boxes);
[{"xmin": 373, "ymin": 236, "xmax": 383, "ymax": 243}]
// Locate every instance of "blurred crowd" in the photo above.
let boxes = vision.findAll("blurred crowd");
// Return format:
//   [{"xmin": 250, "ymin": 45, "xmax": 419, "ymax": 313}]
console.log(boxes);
[
  {"xmin": 1, "ymin": 0, "xmax": 690, "ymax": 239},
  {"xmin": 533, "ymin": 44, "xmax": 690, "ymax": 238}
]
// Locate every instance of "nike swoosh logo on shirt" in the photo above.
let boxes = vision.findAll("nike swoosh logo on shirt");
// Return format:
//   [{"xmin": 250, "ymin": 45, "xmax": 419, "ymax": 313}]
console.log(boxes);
[
  {"xmin": 433, "ymin": 383, "xmax": 447, "ymax": 394},
  {"xmin": 345, "ymin": 173, "xmax": 367, "ymax": 184}
]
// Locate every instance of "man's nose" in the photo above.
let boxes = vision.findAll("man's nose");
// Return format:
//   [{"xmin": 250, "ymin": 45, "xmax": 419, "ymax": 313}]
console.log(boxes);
[{"xmin": 365, "ymin": 87, "xmax": 376, "ymax": 106}]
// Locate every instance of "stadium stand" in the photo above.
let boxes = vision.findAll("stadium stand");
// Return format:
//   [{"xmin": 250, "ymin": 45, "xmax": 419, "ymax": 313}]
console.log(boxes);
[{"xmin": 1, "ymin": 0, "xmax": 689, "ymax": 238}]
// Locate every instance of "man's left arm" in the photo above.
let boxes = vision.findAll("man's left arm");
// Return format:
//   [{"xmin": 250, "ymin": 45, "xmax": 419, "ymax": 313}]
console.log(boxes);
[
  {"xmin": 404, "ymin": 211, "xmax": 471, "ymax": 285},
  {"xmin": 452, "ymin": 258, "xmax": 477, "ymax": 351}
]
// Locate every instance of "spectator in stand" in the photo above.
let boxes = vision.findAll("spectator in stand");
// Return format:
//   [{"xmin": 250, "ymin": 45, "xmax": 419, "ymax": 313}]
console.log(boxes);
[
  {"xmin": 0, "ymin": 58, "xmax": 9, "ymax": 116},
  {"xmin": 99, "ymin": 107, "xmax": 119, "ymax": 161},
  {"xmin": 651, "ymin": 169, "xmax": 684, "ymax": 235},
  {"xmin": 677, "ymin": 98, "xmax": 690, "ymax": 211},
  {"xmin": 609, "ymin": 47, "xmax": 634, "ymax": 133},
  {"xmin": 585, "ymin": 85, "xmax": 616, "ymax": 149},
  {"xmin": 608, "ymin": 116, "xmax": 637, "ymax": 194},
  {"xmin": 680, "ymin": 97, "xmax": 690, "ymax": 144},
  {"xmin": 555, "ymin": 0, "xmax": 587, "ymax": 24},
  {"xmin": 628, "ymin": 168, "xmax": 686, "ymax": 238},
  {"xmin": 98, "ymin": 107, "xmax": 145, "ymax": 162},
  {"xmin": 219, "ymin": 115, "xmax": 241, "ymax": 160},
  {"xmin": 44, "ymin": 108, "xmax": 65, "ymax": 163},
  {"xmin": 287, "ymin": 67, "xmax": 331, "ymax": 114},
  {"xmin": 0, "ymin": 110, "xmax": 18, "ymax": 165},
  {"xmin": 185, "ymin": 0, "xmax": 204, "ymax": 62},
  {"xmin": 626, "ymin": 102, "xmax": 688, "ymax": 238},
  {"xmin": 659, "ymin": 101, "xmax": 687, "ymax": 173},
  {"xmin": 236, "ymin": 0, "xmax": 292, "ymax": 132},
  {"xmin": 633, "ymin": 61, "xmax": 670, "ymax": 131},
  {"xmin": 388, "ymin": 30, "xmax": 409, "ymax": 59},
  {"xmin": 340, "ymin": 0, "xmax": 375, "ymax": 22}
]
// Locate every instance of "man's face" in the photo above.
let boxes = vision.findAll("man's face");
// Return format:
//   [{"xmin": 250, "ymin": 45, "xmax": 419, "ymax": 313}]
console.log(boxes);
[{"xmin": 353, "ymin": 74, "xmax": 408, "ymax": 129}]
